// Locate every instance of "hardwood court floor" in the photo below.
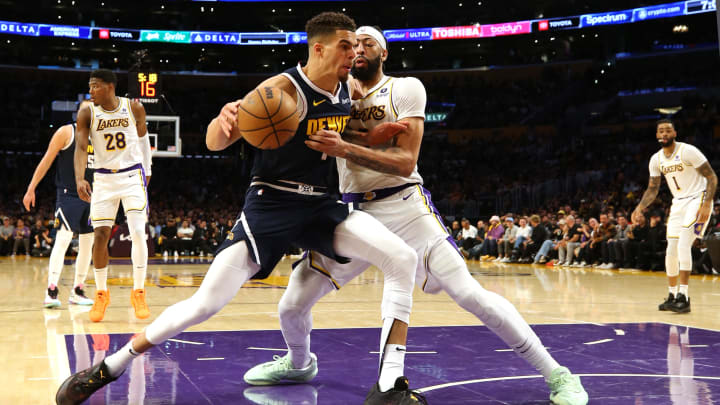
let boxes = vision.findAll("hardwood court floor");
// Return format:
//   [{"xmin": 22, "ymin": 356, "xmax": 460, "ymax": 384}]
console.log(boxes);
[{"xmin": 5, "ymin": 255, "xmax": 720, "ymax": 404}]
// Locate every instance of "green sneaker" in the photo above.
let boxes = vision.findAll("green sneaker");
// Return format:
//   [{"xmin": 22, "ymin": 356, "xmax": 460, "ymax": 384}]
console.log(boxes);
[
  {"xmin": 243, "ymin": 353, "xmax": 318, "ymax": 386},
  {"xmin": 547, "ymin": 366, "xmax": 588, "ymax": 405}
]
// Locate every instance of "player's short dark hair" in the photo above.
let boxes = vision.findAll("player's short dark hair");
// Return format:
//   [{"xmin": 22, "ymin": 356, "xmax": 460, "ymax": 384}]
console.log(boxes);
[
  {"xmin": 90, "ymin": 69, "xmax": 117, "ymax": 86},
  {"xmin": 656, "ymin": 118, "xmax": 674, "ymax": 129},
  {"xmin": 305, "ymin": 12, "xmax": 356, "ymax": 43}
]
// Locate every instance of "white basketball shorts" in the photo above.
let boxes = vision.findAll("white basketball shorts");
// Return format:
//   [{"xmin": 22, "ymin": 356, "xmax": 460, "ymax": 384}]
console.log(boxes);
[{"xmin": 90, "ymin": 167, "xmax": 148, "ymax": 228}]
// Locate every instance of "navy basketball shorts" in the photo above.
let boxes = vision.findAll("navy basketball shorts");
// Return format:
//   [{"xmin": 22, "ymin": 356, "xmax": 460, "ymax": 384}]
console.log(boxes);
[
  {"xmin": 55, "ymin": 191, "xmax": 93, "ymax": 234},
  {"xmin": 216, "ymin": 186, "xmax": 353, "ymax": 280}
]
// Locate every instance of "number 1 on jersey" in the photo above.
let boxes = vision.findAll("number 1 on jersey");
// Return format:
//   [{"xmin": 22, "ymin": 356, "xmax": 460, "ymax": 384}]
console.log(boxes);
[{"xmin": 671, "ymin": 176, "xmax": 681, "ymax": 190}]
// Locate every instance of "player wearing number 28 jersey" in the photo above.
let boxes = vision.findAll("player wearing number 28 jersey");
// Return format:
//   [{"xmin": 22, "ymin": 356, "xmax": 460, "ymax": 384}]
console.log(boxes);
[{"xmin": 75, "ymin": 69, "xmax": 153, "ymax": 323}]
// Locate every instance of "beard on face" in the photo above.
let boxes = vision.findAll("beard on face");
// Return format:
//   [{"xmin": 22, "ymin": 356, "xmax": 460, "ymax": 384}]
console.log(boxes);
[
  {"xmin": 351, "ymin": 54, "xmax": 382, "ymax": 81},
  {"xmin": 659, "ymin": 137, "xmax": 675, "ymax": 147}
]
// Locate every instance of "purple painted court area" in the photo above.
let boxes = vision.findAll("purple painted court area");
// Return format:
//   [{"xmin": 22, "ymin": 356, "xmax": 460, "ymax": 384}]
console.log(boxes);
[{"xmin": 65, "ymin": 323, "xmax": 720, "ymax": 404}]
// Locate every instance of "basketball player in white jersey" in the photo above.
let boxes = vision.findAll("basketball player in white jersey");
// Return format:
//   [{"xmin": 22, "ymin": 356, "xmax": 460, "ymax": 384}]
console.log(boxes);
[
  {"xmin": 23, "ymin": 101, "xmax": 95, "ymax": 308},
  {"xmin": 245, "ymin": 26, "xmax": 588, "ymax": 405},
  {"xmin": 74, "ymin": 69, "xmax": 153, "ymax": 322},
  {"xmin": 632, "ymin": 119, "xmax": 717, "ymax": 313}
]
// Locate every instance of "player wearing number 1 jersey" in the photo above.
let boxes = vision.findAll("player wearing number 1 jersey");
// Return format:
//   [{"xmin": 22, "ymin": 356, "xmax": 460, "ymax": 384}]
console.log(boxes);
[
  {"xmin": 74, "ymin": 69, "xmax": 153, "ymax": 322},
  {"xmin": 633, "ymin": 119, "xmax": 717, "ymax": 313}
]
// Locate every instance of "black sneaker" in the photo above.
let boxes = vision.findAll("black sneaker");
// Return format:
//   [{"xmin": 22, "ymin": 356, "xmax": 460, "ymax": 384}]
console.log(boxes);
[
  {"xmin": 56, "ymin": 360, "xmax": 121, "ymax": 405},
  {"xmin": 364, "ymin": 376, "xmax": 428, "ymax": 405},
  {"xmin": 658, "ymin": 293, "xmax": 675, "ymax": 311},
  {"xmin": 45, "ymin": 287, "xmax": 61, "ymax": 308},
  {"xmin": 669, "ymin": 293, "xmax": 691, "ymax": 313}
]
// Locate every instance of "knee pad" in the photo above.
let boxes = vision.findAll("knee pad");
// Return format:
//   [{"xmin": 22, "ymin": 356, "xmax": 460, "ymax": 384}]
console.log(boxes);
[{"xmin": 666, "ymin": 238, "xmax": 679, "ymax": 277}]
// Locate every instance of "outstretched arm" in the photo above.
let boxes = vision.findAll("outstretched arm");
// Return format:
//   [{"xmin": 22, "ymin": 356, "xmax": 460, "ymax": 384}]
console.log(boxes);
[{"xmin": 23, "ymin": 126, "xmax": 71, "ymax": 211}]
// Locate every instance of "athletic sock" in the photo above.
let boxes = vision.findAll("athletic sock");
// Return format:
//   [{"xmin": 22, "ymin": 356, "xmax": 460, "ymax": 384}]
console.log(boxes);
[
  {"xmin": 669, "ymin": 285, "xmax": 678, "ymax": 296},
  {"xmin": 378, "ymin": 344, "xmax": 406, "ymax": 392},
  {"xmin": 104, "ymin": 340, "xmax": 140, "ymax": 377},
  {"xmin": 679, "ymin": 284, "xmax": 688, "ymax": 297},
  {"xmin": 94, "ymin": 267, "xmax": 108, "ymax": 291}
]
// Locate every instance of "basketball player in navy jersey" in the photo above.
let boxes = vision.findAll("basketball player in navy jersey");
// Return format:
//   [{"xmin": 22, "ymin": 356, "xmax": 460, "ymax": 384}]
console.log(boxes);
[
  {"xmin": 246, "ymin": 26, "xmax": 588, "ymax": 405},
  {"xmin": 57, "ymin": 12, "xmax": 423, "ymax": 405},
  {"xmin": 24, "ymin": 101, "xmax": 95, "ymax": 308}
]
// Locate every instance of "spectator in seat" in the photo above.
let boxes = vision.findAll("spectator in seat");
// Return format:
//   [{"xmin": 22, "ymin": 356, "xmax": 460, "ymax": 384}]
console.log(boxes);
[
  {"xmin": 0, "ymin": 217, "xmax": 14, "ymax": 256},
  {"xmin": 159, "ymin": 218, "xmax": 179, "ymax": 255},
  {"xmin": 12, "ymin": 218, "xmax": 31, "ymax": 256},
  {"xmin": 560, "ymin": 218, "xmax": 578, "ymax": 265},
  {"xmin": 597, "ymin": 213, "xmax": 618, "ymax": 268},
  {"xmin": 645, "ymin": 212, "xmax": 667, "ymax": 271},
  {"xmin": 535, "ymin": 218, "xmax": 567, "ymax": 264},
  {"xmin": 476, "ymin": 220, "xmax": 487, "ymax": 241},
  {"xmin": 610, "ymin": 215, "xmax": 632, "ymax": 268},
  {"xmin": 514, "ymin": 217, "xmax": 532, "ymax": 251},
  {"xmin": 573, "ymin": 218, "xmax": 597, "ymax": 267},
  {"xmin": 450, "ymin": 220, "xmax": 461, "ymax": 240},
  {"xmin": 193, "ymin": 220, "xmax": 210, "ymax": 256},
  {"xmin": 176, "ymin": 220, "xmax": 195, "ymax": 255},
  {"xmin": 516, "ymin": 215, "xmax": 548, "ymax": 263},
  {"xmin": 456, "ymin": 217, "xmax": 479, "ymax": 256},
  {"xmin": 562, "ymin": 216, "xmax": 583, "ymax": 266},
  {"xmin": 29, "ymin": 218, "xmax": 44, "ymax": 245},
  {"xmin": 32, "ymin": 227, "xmax": 53, "ymax": 257},
  {"xmin": 626, "ymin": 214, "xmax": 646, "ymax": 269},
  {"xmin": 496, "ymin": 217, "xmax": 518, "ymax": 262},
  {"xmin": 208, "ymin": 221, "xmax": 222, "ymax": 254},
  {"xmin": 470, "ymin": 215, "xmax": 504, "ymax": 260}
]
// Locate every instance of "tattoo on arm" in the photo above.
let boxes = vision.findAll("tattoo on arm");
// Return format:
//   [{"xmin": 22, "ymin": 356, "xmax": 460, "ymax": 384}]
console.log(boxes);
[
  {"xmin": 638, "ymin": 176, "xmax": 661, "ymax": 210},
  {"xmin": 344, "ymin": 149, "xmax": 405, "ymax": 176},
  {"xmin": 341, "ymin": 128, "xmax": 368, "ymax": 145},
  {"xmin": 698, "ymin": 162, "xmax": 718, "ymax": 201}
]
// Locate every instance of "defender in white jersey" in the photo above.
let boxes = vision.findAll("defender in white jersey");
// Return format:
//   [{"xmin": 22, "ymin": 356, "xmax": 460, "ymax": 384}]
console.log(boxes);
[
  {"xmin": 75, "ymin": 69, "xmax": 153, "ymax": 322},
  {"xmin": 244, "ymin": 26, "xmax": 587, "ymax": 405},
  {"xmin": 633, "ymin": 119, "xmax": 717, "ymax": 313}
]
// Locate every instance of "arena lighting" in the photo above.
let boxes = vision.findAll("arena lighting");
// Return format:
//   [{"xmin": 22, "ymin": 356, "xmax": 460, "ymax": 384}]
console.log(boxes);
[{"xmin": 0, "ymin": 0, "xmax": 715, "ymax": 45}]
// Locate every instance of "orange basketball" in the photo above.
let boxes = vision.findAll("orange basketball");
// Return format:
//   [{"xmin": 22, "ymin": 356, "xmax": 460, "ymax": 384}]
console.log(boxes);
[{"xmin": 236, "ymin": 86, "xmax": 298, "ymax": 149}]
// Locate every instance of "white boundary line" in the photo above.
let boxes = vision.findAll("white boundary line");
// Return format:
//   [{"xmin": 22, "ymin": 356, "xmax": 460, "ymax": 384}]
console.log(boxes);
[
  {"xmin": 167, "ymin": 338, "xmax": 204, "ymax": 345},
  {"xmin": 416, "ymin": 373, "xmax": 720, "ymax": 393}
]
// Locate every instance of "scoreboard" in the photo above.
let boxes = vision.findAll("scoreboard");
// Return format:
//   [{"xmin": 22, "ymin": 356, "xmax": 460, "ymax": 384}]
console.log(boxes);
[{"xmin": 128, "ymin": 71, "xmax": 161, "ymax": 107}]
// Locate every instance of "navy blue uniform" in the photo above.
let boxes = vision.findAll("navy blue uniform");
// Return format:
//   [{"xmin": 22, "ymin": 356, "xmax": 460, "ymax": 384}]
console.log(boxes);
[
  {"xmin": 54, "ymin": 124, "xmax": 94, "ymax": 234},
  {"xmin": 217, "ymin": 65, "xmax": 353, "ymax": 279}
]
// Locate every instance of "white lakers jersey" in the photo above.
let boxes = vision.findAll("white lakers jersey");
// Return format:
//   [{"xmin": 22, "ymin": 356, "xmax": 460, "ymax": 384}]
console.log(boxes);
[
  {"xmin": 338, "ymin": 75, "xmax": 426, "ymax": 193},
  {"xmin": 89, "ymin": 97, "xmax": 142, "ymax": 170},
  {"xmin": 649, "ymin": 142, "xmax": 708, "ymax": 199}
]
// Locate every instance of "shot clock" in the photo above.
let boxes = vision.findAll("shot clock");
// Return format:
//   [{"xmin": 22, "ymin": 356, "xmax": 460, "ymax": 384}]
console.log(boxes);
[{"xmin": 128, "ymin": 71, "xmax": 162, "ymax": 105}]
